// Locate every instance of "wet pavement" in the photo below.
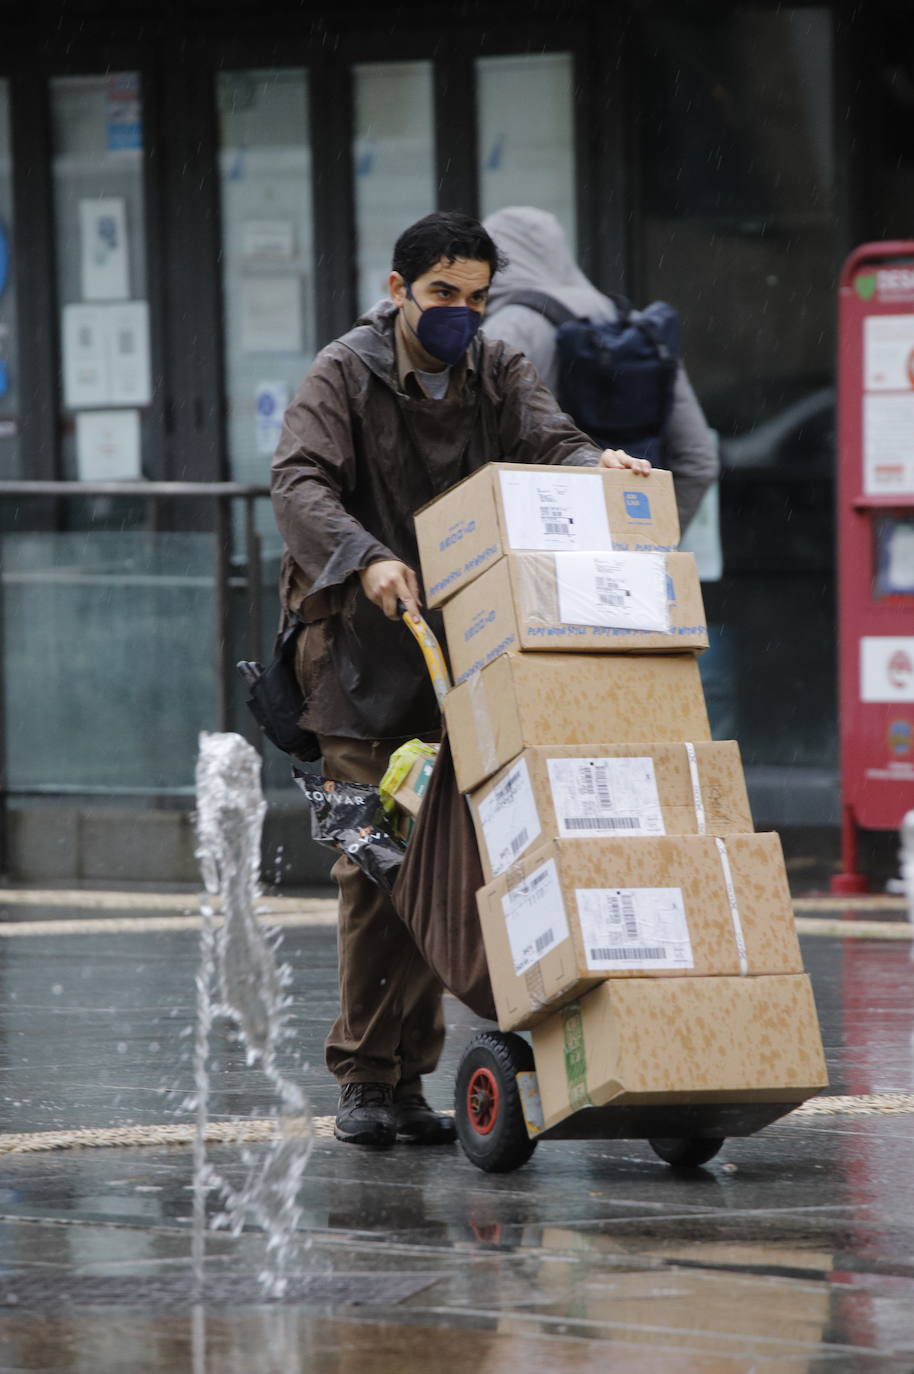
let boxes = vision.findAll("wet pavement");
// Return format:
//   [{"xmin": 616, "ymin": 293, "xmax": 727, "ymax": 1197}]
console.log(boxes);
[{"xmin": 1, "ymin": 888, "xmax": 913, "ymax": 1371}]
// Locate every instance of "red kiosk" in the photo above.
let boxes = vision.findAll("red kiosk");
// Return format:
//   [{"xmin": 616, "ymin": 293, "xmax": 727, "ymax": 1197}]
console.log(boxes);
[{"xmin": 834, "ymin": 241, "xmax": 914, "ymax": 892}]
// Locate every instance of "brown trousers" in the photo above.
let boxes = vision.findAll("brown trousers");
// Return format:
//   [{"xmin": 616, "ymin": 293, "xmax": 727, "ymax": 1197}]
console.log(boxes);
[{"xmin": 319, "ymin": 733, "xmax": 445, "ymax": 1086}]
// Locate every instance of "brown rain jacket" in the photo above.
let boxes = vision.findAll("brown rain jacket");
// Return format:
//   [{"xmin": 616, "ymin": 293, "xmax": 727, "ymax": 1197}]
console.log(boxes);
[{"xmin": 271, "ymin": 298, "xmax": 602, "ymax": 741}]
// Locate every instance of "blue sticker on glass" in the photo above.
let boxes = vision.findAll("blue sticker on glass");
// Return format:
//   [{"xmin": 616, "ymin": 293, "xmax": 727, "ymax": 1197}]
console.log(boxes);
[
  {"xmin": 889, "ymin": 719, "xmax": 912, "ymax": 757},
  {"xmin": 624, "ymin": 490, "xmax": 651, "ymax": 520}
]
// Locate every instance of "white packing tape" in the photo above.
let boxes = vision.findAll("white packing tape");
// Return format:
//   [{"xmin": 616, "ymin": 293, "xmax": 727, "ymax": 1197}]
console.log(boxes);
[
  {"xmin": 684, "ymin": 741, "xmax": 707, "ymax": 835},
  {"xmin": 467, "ymin": 668, "xmax": 498, "ymax": 780},
  {"xmin": 715, "ymin": 837, "xmax": 748, "ymax": 975}
]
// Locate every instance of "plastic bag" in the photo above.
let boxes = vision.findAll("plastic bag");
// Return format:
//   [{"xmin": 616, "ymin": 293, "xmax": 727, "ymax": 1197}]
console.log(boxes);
[{"xmin": 293, "ymin": 770, "xmax": 405, "ymax": 894}]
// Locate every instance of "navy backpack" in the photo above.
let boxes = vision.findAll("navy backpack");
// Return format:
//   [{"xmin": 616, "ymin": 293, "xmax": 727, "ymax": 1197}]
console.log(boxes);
[{"xmin": 492, "ymin": 290, "xmax": 679, "ymax": 463}]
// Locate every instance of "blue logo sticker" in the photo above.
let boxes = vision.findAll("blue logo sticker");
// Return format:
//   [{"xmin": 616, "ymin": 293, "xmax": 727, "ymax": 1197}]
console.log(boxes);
[
  {"xmin": 666, "ymin": 575, "xmax": 676, "ymax": 603},
  {"xmin": 624, "ymin": 490, "xmax": 651, "ymax": 520},
  {"xmin": 888, "ymin": 719, "xmax": 912, "ymax": 757}
]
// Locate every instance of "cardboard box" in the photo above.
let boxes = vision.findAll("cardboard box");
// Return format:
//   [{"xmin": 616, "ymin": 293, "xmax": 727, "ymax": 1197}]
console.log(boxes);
[
  {"xmin": 476, "ymin": 833, "xmax": 802, "ymax": 1030},
  {"xmin": 470, "ymin": 741, "xmax": 753, "ymax": 881},
  {"xmin": 444, "ymin": 651, "xmax": 710, "ymax": 794},
  {"xmin": 416, "ymin": 462, "xmax": 680, "ymax": 609},
  {"xmin": 391, "ymin": 751, "xmax": 437, "ymax": 819},
  {"xmin": 443, "ymin": 551, "xmax": 707, "ymax": 684},
  {"xmin": 530, "ymin": 974, "xmax": 828, "ymax": 1130}
]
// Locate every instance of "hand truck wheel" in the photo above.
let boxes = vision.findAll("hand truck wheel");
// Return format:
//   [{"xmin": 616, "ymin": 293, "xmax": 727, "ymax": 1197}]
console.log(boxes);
[
  {"xmin": 648, "ymin": 1136, "xmax": 725, "ymax": 1167},
  {"xmin": 454, "ymin": 1030, "xmax": 538, "ymax": 1173}
]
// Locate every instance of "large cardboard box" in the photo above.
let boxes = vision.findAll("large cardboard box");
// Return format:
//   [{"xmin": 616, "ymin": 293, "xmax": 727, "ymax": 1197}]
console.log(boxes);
[
  {"xmin": 530, "ymin": 974, "xmax": 828, "ymax": 1130},
  {"xmin": 476, "ymin": 833, "xmax": 802, "ymax": 1030},
  {"xmin": 470, "ymin": 741, "xmax": 753, "ymax": 881},
  {"xmin": 443, "ymin": 551, "xmax": 707, "ymax": 684},
  {"xmin": 415, "ymin": 462, "xmax": 680, "ymax": 609},
  {"xmin": 444, "ymin": 651, "xmax": 710, "ymax": 794}
]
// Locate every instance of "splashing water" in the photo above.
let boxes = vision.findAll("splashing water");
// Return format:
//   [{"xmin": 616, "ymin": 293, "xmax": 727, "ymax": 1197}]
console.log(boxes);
[{"xmin": 192, "ymin": 732, "xmax": 312, "ymax": 1300}]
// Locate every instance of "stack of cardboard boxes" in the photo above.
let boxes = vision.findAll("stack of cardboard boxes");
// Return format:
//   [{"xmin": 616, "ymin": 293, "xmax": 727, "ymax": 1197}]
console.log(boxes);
[{"xmin": 416, "ymin": 463, "xmax": 827, "ymax": 1133}]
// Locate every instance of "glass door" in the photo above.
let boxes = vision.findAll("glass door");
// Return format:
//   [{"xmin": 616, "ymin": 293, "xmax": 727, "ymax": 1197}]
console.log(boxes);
[{"xmin": 51, "ymin": 73, "xmax": 153, "ymax": 485}]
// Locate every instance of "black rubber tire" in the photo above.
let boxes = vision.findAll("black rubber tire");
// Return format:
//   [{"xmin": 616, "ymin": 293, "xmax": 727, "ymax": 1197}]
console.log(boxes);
[
  {"xmin": 648, "ymin": 1136, "xmax": 725, "ymax": 1167},
  {"xmin": 454, "ymin": 1031, "xmax": 538, "ymax": 1173}
]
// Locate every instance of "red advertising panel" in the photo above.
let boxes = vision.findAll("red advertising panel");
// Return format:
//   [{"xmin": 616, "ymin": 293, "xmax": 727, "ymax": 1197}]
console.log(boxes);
[{"xmin": 836, "ymin": 242, "xmax": 914, "ymax": 888}]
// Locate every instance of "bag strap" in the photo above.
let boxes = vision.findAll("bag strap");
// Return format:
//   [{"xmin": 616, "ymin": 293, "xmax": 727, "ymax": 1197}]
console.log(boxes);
[
  {"xmin": 489, "ymin": 290, "xmax": 580, "ymax": 329},
  {"xmin": 278, "ymin": 615, "xmax": 304, "ymax": 658}
]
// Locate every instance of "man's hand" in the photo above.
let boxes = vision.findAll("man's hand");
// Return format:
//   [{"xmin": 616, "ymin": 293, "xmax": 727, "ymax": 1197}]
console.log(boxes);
[
  {"xmin": 599, "ymin": 448, "xmax": 652, "ymax": 476},
  {"xmin": 360, "ymin": 560, "xmax": 422, "ymax": 622}
]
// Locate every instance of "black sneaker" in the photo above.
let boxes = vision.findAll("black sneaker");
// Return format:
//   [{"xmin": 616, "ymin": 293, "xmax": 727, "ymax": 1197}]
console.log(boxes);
[
  {"xmin": 394, "ymin": 1084, "xmax": 457, "ymax": 1145},
  {"xmin": 334, "ymin": 1082, "xmax": 396, "ymax": 1148}
]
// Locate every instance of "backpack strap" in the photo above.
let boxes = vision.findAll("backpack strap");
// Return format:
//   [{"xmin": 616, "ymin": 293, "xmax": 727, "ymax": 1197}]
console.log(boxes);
[{"xmin": 489, "ymin": 290, "xmax": 580, "ymax": 329}]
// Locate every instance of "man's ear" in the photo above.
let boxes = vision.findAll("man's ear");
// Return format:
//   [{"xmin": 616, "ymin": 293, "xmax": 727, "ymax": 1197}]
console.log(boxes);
[{"xmin": 388, "ymin": 271, "xmax": 407, "ymax": 306}]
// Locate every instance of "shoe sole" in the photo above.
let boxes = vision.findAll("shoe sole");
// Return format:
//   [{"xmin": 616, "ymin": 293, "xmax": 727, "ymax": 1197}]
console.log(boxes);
[{"xmin": 334, "ymin": 1126, "xmax": 396, "ymax": 1148}]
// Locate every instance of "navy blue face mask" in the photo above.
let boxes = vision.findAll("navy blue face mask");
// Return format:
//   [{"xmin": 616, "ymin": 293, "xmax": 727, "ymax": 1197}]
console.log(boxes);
[{"xmin": 404, "ymin": 284, "xmax": 483, "ymax": 367}]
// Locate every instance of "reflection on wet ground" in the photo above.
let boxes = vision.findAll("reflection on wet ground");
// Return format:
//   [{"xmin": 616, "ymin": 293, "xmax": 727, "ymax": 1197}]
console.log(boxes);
[{"xmin": 1, "ymin": 893, "xmax": 913, "ymax": 1371}]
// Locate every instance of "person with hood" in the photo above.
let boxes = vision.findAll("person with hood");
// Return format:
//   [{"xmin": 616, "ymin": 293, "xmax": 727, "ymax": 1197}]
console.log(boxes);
[
  {"xmin": 482, "ymin": 206, "xmax": 717, "ymax": 534},
  {"xmin": 271, "ymin": 210, "xmax": 648, "ymax": 1150}
]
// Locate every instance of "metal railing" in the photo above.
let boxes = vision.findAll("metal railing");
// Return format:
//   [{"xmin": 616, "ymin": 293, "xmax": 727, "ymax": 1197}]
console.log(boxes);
[{"xmin": 0, "ymin": 481, "xmax": 274, "ymax": 872}]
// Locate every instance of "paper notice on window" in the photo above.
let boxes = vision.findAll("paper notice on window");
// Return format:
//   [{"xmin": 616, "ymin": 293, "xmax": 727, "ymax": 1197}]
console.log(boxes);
[
  {"xmin": 63, "ymin": 305, "xmax": 109, "ymax": 408},
  {"xmin": 503, "ymin": 858, "xmax": 569, "ymax": 976},
  {"xmin": 864, "ymin": 314, "xmax": 914, "ymax": 391},
  {"xmin": 546, "ymin": 756, "xmax": 665, "ymax": 837},
  {"xmin": 864, "ymin": 392, "xmax": 914, "ymax": 495},
  {"xmin": 478, "ymin": 756, "xmax": 542, "ymax": 876},
  {"xmin": 554, "ymin": 551, "xmax": 670, "ymax": 632},
  {"xmin": 107, "ymin": 302, "xmax": 151, "ymax": 405},
  {"xmin": 80, "ymin": 197, "xmax": 129, "ymax": 301},
  {"xmin": 75, "ymin": 409, "xmax": 141, "ymax": 481},
  {"xmin": 499, "ymin": 470, "xmax": 612, "ymax": 551},
  {"xmin": 240, "ymin": 276, "xmax": 302, "ymax": 353},
  {"xmin": 62, "ymin": 302, "xmax": 151, "ymax": 409},
  {"xmin": 575, "ymin": 887, "xmax": 693, "ymax": 971}
]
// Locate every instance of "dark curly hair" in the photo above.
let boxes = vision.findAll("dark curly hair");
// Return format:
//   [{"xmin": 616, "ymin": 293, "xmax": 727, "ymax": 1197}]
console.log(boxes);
[{"xmin": 392, "ymin": 211, "xmax": 508, "ymax": 284}]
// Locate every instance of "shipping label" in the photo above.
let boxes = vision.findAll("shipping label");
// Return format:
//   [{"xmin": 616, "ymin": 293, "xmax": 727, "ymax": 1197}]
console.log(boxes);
[
  {"xmin": 478, "ymin": 757, "xmax": 543, "ymax": 875},
  {"xmin": 575, "ymin": 886, "xmax": 693, "ymax": 970},
  {"xmin": 503, "ymin": 858, "xmax": 570, "ymax": 976},
  {"xmin": 499, "ymin": 470, "xmax": 612, "ymax": 551},
  {"xmin": 546, "ymin": 756, "xmax": 665, "ymax": 837},
  {"xmin": 554, "ymin": 551, "xmax": 670, "ymax": 632}
]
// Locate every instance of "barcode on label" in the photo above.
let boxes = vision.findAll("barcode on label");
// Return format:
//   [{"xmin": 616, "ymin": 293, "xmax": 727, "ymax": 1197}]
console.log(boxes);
[
  {"xmin": 621, "ymin": 893, "xmax": 638, "ymax": 938},
  {"xmin": 544, "ymin": 520, "xmax": 570, "ymax": 535},
  {"xmin": 594, "ymin": 767, "xmax": 612, "ymax": 808},
  {"xmin": 535, "ymin": 927, "xmax": 555, "ymax": 954},
  {"xmin": 590, "ymin": 945, "xmax": 668, "ymax": 961},
  {"xmin": 564, "ymin": 815, "xmax": 640, "ymax": 831},
  {"xmin": 510, "ymin": 827, "xmax": 529, "ymax": 855},
  {"xmin": 597, "ymin": 592, "xmax": 625, "ymax": 608}
]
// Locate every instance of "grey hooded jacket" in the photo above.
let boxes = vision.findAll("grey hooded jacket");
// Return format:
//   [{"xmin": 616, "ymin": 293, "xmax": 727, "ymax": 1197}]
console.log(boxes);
[{"xmin": 482, "ymin": 206, "xmax": 718, "ymax": 532}]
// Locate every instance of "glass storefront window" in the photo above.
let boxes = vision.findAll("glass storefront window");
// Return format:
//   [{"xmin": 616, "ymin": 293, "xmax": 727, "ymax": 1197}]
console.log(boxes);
[
  {"xmin": 477, "ymin": 53, "xmax": 576, "ymax": 247},
  {"xmin": 636, "ymin": 8, "xmax": 838, "ymax": 776},
  {"xmin": 353, "ymin": 62, "xmax": 434, "ymax": 315},
  {"xmin": 0, "ymin": 81, "xmax": 17, "ymax": 478},
  {"xmin": 51, "ymin": 74, "xmax": 151, "ymax": 482},
  {"xmin": 217, "ymin": 68, "xmax": 314, "ymax": 493},
  {"xmin": 638, "ymin": 8, "xmax": 835, "ymax": 437}
]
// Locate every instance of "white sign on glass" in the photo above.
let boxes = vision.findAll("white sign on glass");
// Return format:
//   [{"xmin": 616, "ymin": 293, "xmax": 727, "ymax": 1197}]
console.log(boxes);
[
  {"xmin": 62, "ymin": 302, "xmax": 152, "ymax": 409},
  {"xmin": 255, "ymin": 380, "xmax": 290, "ymax": 456},
  {"xmin": 79, "ymin": 198, "xmax": 129, "ymax": 301},
  {"xmin": 242, "ymin": 220, "xmax": 295, "ymax": 261},
  {"xmin": 75, "ymin": 409, "xmax": 142, "ymax": 481},
  {"xmin": 240, "ymin": 277, "xmax": 302, "ymax": 353}
]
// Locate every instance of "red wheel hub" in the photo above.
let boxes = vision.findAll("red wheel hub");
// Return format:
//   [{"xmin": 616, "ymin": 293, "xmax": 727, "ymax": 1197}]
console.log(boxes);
[{"xmin": 466, "ymin": 1066, "xmax": 500, "ymax": 1135}]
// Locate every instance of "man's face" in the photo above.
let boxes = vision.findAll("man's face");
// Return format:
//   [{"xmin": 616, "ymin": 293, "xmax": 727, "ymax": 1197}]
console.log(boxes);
[{"xmin": 389, "ymin": 256, "xmax": 492, "ymax": 368}]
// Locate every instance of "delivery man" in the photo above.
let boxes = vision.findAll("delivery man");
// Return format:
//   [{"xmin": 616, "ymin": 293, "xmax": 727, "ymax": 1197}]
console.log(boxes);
[{"xmin": 271, "ymin": 211, "xmax": 649, "ymax": 1149}]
